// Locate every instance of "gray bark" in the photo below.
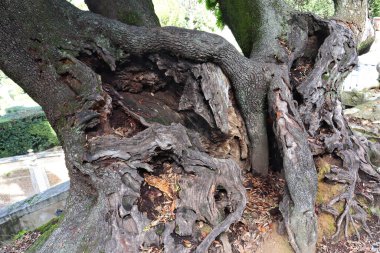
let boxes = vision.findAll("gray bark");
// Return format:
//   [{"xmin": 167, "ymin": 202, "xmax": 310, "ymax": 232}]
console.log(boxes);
[
  {"xmin": 216, "ymin": 0, "xmax": 291, "ymax": 176},
  {"xmin": 333, "ymin": 0, "xmax": 375, "ymax": 53},
  {"xmin": 84, "ymin": 0, "xmax": 160, "ymax": 27},
  {"xmin": 0, "ymin": 1, "xmax": 379, "ymax": 253},
  {"xmin": 0, "ymin": 1, "xmax": 251, "ymax": 252}
]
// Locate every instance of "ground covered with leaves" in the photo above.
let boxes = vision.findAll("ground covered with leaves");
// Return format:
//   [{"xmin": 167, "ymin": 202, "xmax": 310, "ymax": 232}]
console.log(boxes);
[
  {"xmin": 0, "ymin": 216, "xmax": 61, "ymax": 253},
  {"xmin": 318, "ymin": 218, "xmax": 380, "ymax": 253},
  {"xmin": 1, "ymin": 164, "xmax": 379, "ymax": 253},
  {"xmin": 0, "ymin": 231, "xmax": 41, "ymax": 253},
  {"xmin": 2, "ymin": 169, "xmax": 380, "ymax": 253}
]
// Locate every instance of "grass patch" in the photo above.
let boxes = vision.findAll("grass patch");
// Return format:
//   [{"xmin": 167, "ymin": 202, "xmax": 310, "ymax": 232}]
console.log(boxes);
[
  {"xmin": 12, "ymin": 230, "xmax": 28, "ymax": 241},
  {"xmin": 26, "ymin": 215, "xmax": 63, "ymax": 253}
]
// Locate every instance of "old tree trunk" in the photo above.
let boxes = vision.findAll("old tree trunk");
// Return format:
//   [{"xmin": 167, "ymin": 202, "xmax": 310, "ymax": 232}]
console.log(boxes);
[{"xmin": 1, "ymin": 0, "xmax": 379, "ymax": 252}]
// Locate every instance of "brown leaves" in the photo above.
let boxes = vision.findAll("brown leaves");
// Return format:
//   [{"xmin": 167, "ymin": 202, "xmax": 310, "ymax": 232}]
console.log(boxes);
[
  {"xmin": 182, "ymin": 240, "xmax": 192, "ymax": 248},
  {"xmin": 140, "ymin": 162, "xmax": 181, "ymax": 231},
  {"xmin": 227, "ymin": 171, "xmax": 285, "ymax": 252},
  {"xmin": 144, "ymin": 174, "xmax": 173, "ymax": 199},
  {"xmin": 0, "ymin": 231, "xmax": 41, "ymax": 253},
  {"xmin": 290, "ymin": 57, "xmax": 314, "ymax": 86},
  {"xmin": 244, "ymin": 172, "xmax": 285, "ymax": 222}
]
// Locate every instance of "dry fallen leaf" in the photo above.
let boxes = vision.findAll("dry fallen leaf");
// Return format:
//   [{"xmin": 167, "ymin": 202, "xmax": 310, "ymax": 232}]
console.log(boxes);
[
  {"xmin": 145, "ymin": 174, "xmax": 173, "ymax": 199},
  {"xmin": 183, "ymin": 240, "xmax": 192, "ymax": 248}
]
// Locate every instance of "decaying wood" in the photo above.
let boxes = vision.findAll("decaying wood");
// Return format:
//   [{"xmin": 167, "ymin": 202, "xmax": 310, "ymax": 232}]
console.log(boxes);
[
  {"xmin": 37, "ymin": 49, "xmax": 250, "ymax": 252},
  {"xmin": 269, "ymin": 73, "xmax": 318, "ymax": 253},
  {"xmin": 283, "ymin": 13, "xmax": 380, "ymax": 246},
  {"xmin": 1, "ymin": 1, "xmax": 380, "ymax": 253},
  {"xmin": 79, "ymin": 123, "xmax": 246, "ymax": 253}
]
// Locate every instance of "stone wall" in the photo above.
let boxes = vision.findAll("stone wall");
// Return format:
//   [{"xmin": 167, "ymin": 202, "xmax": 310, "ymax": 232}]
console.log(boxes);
[
  {"xmin": 0, "ymin": 147, "xmax": 69, "ymax": 208},
  {"xmin": 0, "ymin": 181, "xmax": 69, "ymax": 241}
]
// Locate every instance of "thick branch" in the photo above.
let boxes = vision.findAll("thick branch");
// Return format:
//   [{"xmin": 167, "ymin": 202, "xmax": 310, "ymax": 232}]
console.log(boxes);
[
  {"xmin": 333, "ymin": 0, "xmax": 367, "ymax": 27},
  {"xmin": 269, "ymin": 72, "xmax": 318, "ymax": 253},
  {"xmin": 84, "ymin": 0, "xmax": 160, "ymax": 27},
  {"xmin": 0, "ymin": 1, "xmax": 252, "ymax": 252},
  {"xmin": 333, "ymin": 0, "xmax": 375, "ymax": 53},
  {"xmin": 76, "ymin": 7, "xmax": 274, "ymax": 174},
  {"xmin": 0, "ymin": 0, "xmax": 83, "ymax": 126},
  {"xmin": 218, "ymin": 0, "xmax": 290, "ymax": 58}
]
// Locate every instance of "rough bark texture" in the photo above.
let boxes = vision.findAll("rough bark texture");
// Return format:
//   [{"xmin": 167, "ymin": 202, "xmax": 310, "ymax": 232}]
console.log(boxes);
[
  {"xmin": 0, "ymin": 1, "xmax": 251, "ymax": 252},
  {"xmin": 0, "ymin": 0, "xmax": 379, "ymax": 253},
  {"xmin": 274, "ymin": 13, "xmax": 380, "ymax": 251},
  {"xmin": 333, "ymin": 0, "xmax": 375, "ymax": 54},
  {"xmin": 84, "ymin": 0, "xmax": 160, "ymax": 27},
  {"xmin": 217, "ymin": 0, "xmax": 291, "ymax": 175},
  {"xmin": 334, "ymin": 0, "xmax": 367, "ymax": 26},
  {"xmin": 218, "ymin": 0, "xmax": 290, "ymax": 58}
]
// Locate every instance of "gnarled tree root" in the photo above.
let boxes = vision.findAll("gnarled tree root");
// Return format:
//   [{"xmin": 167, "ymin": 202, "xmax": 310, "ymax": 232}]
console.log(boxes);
[
  {"xmin": 321, "ymin": 149, "xmax": 373, "ymax": 240},
  {"xmin": 288, "ymin": 13, "xmax": 380, "ymax": 242}
]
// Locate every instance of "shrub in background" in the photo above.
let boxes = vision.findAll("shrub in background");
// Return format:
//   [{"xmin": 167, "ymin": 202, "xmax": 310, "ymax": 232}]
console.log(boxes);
[
  {"xmin": 0, "ymin": 107, "xmax": 59, "ymax": 158},
  {"xmin": 285, "ymin": 0, "xmax": 334, "ymax": 18},
  {"xmin": 370, "ymin": 0, "xmax": 380, "ymax": 17}
]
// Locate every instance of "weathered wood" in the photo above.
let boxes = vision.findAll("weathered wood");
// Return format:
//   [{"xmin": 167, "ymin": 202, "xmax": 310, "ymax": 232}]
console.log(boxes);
[
  {"xmin": 43, "ymin": 123, "xmax": 246, "ymax": 253},
  {"xmin": 1, "ymin": 1, "xmax": 380, "ymax": 253},
  {"xmin": 35, "ymin": 48, "xmax": 249, "ymax": 252},
  {"xmin": 285, "ymin": 13, "xmax": 380, "ymax": 245},
  {"xmin": 268, "ymin": 73, "xmax": 318, "ymax": 253}
]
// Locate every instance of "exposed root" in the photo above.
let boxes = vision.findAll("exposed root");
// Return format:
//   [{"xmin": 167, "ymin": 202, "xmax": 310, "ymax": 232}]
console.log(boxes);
[
  {"xmin": 285, "ymin": 13, "xmax": 380, "ymax": 248},
  {"xmin": 321, "ymin": 150, "xmax": 373, "ymax": 240},
  {"xmin": 322, "ymin": 188, "xmax": 371, "ymax": 240}
]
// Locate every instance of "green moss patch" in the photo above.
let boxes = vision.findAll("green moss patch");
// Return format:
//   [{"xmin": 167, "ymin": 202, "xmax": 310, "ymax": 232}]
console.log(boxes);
[
  {"xmin": 316, "ymin": 160, "xmax": 331, "ymax": 182},
  {"xmin": 0, "ymin": 216, "xmax": 63, "ymax": 253},
  {"xmin": 12, "ymin": 229, "xmax": 28, "ymax": 240},
  {"xmin": 358, "ymin": 36, "xmax": 375, "ymax": 55},
  {"xmin": 316, "ymin": 182, "xmax": 344, "ymax": 205},
  {"xmin": 26, "ymin": 216, "xmax": 63, "ymax": 253}
]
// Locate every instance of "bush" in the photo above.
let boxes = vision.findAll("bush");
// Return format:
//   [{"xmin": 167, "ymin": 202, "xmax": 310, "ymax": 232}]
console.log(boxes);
[
  {"xmin": 0, "ymin": 107, "xmax": 59, "ymax": 158},
  {"xmin": 285, "ymin": 0, "xmax": 334, "ymax": 18},
  {"xmin": 370, "ymin": 0, "xmax": 380, "ymax": 17}
]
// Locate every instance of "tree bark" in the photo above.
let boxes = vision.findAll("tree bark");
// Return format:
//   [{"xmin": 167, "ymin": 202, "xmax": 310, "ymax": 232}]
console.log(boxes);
[
  {"xmin": 0, "ymin": 1, "xmax": 379, "ymax": 253},
  {"xmin": 216, "ymin": 0, "xmax": 291, "ymax": 175},
  {"xmin": 84, "ymin": 0, "xmax": 160, "ymax": 27},
  {"xmin": 0, "ymin": 1, "xmax": 251, "ymax": 252},
  {"xmin": 334, "ymin": 0, "xmax": 367, "ymax": 25},
  {"xmin": 333, "ymin": 0, "xmax": 375, "ymax": 53}
]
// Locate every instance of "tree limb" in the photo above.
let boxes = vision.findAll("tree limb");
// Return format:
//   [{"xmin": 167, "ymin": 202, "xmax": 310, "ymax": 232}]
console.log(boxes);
[{"xmin": 85, "ymin": 0, "xmax": 160, "ymax": 27}]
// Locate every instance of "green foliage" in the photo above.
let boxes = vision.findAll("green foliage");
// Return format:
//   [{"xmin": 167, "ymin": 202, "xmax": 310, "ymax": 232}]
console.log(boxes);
[
  {"xmin": 285, "ymin": 0, "xmax": 334, "ymax": 18},
  {"xmin": 370, "ymin": 0, "xmax": 380, "ymax": 17},
  {"xmin": 0, "ymin": 107, "xmax": 59, "ymax": 158},
  {"xmin": 153, "ymin": 0, "xmax": 220, "ymax": 31},
  {"xmin": 12, "ymin": 230, "xmax": 28, "ymax": 240},
  {"xmin": 198, "ymin": 0, "xmax": 224, "ymax": 29}
]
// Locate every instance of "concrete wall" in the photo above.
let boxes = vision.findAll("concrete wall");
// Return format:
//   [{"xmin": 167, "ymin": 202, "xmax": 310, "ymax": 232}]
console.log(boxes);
[
  {"xmin": 0, "ymin": 181, "xmax": 69, "ymax": 241},
  {"xmin": 0, "ymin": 147, "xmax": 69, "ymax": 208}
]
